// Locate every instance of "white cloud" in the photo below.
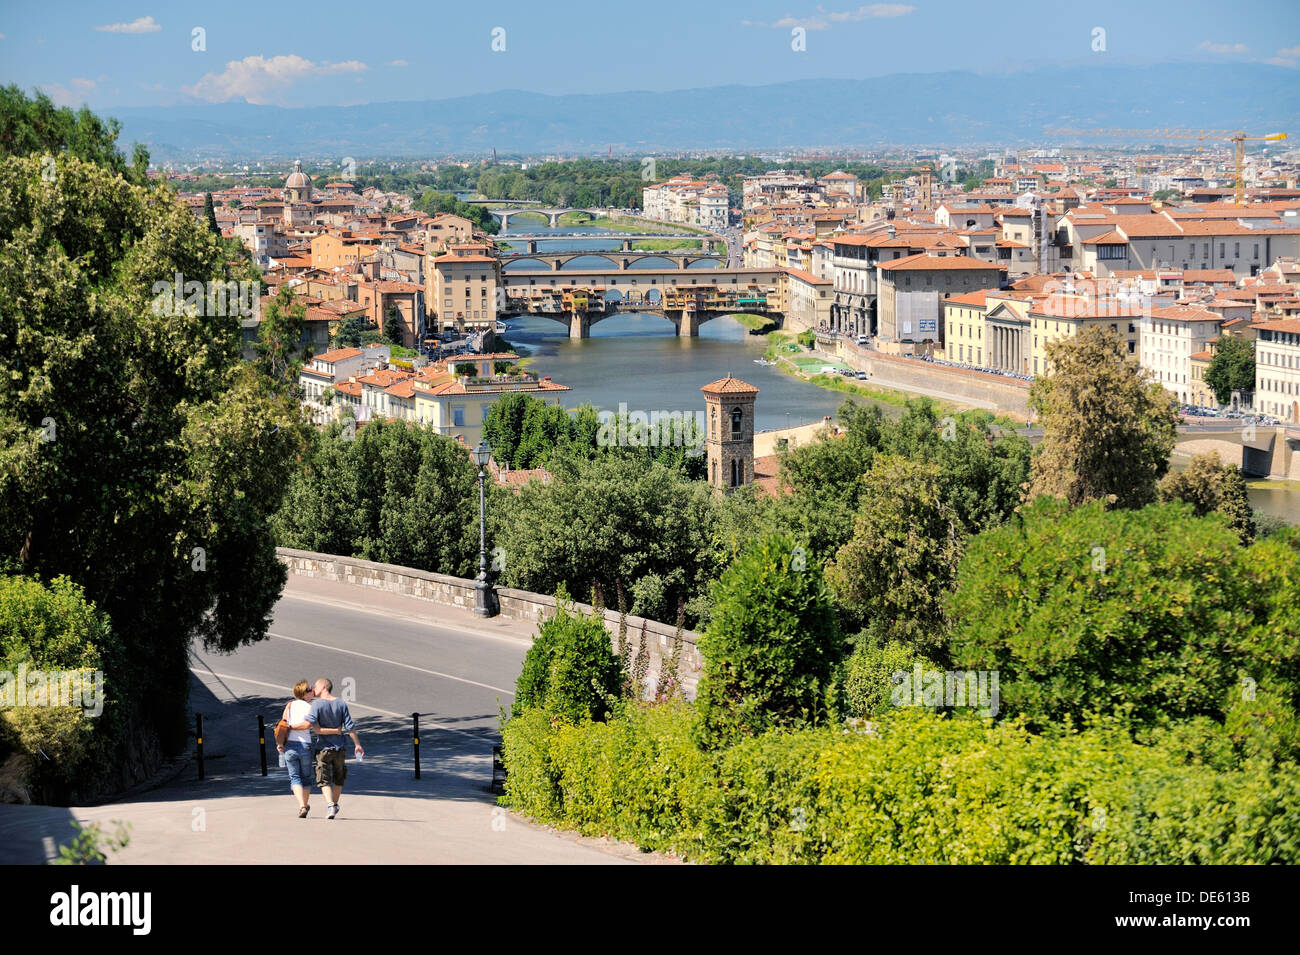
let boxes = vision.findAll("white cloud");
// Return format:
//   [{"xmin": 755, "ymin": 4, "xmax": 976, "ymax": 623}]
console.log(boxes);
[
  {"xmin": 1198, "ymin": 40, "xmax": 1247, "ymax": 54},
  {"xmin": 42, "ymin": 78, "xmax": 97, "ymax": 105},
  {"xmin": 94, "ymin": 16, "xmax": 161, "ymax": 34},
  {"xmin": 389, "ymin": 59, "xmax": 409, "ymax": 67},
  {"xmin": 1267, "ymin": 45, "xmax": 1300, "ymax": 68},
  {"xmin": 744, "ymin": 4, "xmax": 914, "ymax": 30},
  {"xmin": 183, "ymin": 54, "xmax": 369, "ymax": 104}
]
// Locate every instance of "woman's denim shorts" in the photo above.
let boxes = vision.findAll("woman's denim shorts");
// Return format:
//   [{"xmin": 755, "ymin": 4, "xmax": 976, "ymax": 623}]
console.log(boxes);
[{"xmin": 284, "ymin": 741, "xmax": 313, "ymax": 789}]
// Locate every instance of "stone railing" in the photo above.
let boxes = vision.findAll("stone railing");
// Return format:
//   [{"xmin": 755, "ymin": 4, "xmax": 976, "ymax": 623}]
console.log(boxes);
[{"xmin": 276, "ymin": 548, "xmax": 701, "ymax": 696}]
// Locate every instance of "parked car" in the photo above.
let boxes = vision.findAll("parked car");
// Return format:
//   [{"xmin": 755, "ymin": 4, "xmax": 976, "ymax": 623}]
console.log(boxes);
[{"xmin": 856, "ymin": 335, "xmax": 870, "ymax": 345}]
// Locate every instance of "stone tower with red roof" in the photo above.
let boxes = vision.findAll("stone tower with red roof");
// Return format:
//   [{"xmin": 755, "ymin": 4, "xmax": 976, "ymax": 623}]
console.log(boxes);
[{"xmin": 701, "ymin": 376, "xmax": 759, "ymax": 491}]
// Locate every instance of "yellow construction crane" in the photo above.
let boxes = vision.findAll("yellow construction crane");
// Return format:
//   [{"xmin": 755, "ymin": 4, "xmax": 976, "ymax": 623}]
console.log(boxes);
[{"xmin": 1044, "ymin": 127, "xmax": 1288, "ymax": 206}]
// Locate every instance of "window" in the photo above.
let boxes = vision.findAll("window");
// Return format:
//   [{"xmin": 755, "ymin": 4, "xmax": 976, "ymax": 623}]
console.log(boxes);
[
  {"xmin": 1219, "ymin": 243, "xmax": 1225, "ymax": 259},
  {"xmin": 730, "ymin": 407, "xmax": 743, "ymax": 440},
  {"xmin": 452, "ymin": 406, "xmax": 465, "ymax": 427},
  {"xmin": 1235, "ymin": 242, "xmax": 1240, "ymax": 258},
  {"xmin": 730, "ymin": 458, "xmax": 743, "ymax": 488}
]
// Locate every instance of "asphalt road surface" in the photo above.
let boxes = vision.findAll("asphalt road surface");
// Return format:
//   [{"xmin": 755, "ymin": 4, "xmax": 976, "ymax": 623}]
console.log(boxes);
[{"xmin": 0, "ymin": 575, "xmax": 657, "ymax": 865}]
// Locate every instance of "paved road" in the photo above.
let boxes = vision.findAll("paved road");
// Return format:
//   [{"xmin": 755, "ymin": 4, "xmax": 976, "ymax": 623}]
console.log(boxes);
[{"xmin": 0, "ymin": 576, "xmax": 654, "ymax": 865}]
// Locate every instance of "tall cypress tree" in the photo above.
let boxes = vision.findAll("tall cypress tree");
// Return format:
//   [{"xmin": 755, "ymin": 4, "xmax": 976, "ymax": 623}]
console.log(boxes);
[{"xmin": 203, "ymin": 191, "xmax": 220, "ymax": 235}]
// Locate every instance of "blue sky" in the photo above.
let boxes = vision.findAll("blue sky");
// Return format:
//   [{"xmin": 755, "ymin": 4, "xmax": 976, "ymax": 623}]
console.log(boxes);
[{"xmin": 3, "ymin": 0, "xmax": 1298, "ymax": 109}]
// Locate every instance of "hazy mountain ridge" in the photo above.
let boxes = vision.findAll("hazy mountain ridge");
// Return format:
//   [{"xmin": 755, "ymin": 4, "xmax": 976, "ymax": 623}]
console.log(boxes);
[{"xmin": 109, "ymin": 64, "xmax": 1300, "ymax": 160}]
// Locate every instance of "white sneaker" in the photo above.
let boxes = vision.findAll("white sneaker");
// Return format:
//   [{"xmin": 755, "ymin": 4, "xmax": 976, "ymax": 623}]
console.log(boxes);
[{"xmin": 328, "ymin": 803, "xmax": 338, "ymax": 820}]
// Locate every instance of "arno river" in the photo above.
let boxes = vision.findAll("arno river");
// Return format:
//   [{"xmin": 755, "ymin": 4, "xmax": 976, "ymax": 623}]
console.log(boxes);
[{"xmin": 495, "ymin": 219, "xmax": 1298, "ymax": 523}]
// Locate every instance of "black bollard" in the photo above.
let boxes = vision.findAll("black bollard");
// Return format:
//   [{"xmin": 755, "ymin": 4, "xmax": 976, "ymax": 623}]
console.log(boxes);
[
  {"xmin": 196, "ymin": 713, "xmax": 205, "ymax": 780},
  {"xmin": 258, "ymin": 714, "xmax": 268, "ymax": 777},
  {"xmin": 413, "ymin": 712, "xmax": 421, "ymax": 780}
]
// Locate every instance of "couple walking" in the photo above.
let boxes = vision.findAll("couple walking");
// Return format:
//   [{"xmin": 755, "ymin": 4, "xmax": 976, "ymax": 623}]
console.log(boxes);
[{"xmin": 276, "ymin": 678, "xmax": 364, "ymax": 819}]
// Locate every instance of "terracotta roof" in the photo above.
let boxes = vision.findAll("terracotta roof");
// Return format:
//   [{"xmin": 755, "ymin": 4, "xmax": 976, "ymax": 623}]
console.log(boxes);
[
  {"xmin": 312, "ymin": 347, "xmax": 363, "ymax": 363},
  {"xmin": 785, "ymin": 267, "xmax": 831, "ymax": 285},
  {"xmin": 1149, "ymin": 305, "xmax": 1224, "ymax": 323},
  {"xmin": 701, "ymin": 376, "xmax": 760, "ymax": 395},
  {"xmin": 1182, "ymin": 269, "xmax": 1236, "ymax": 283},
  {"xmin": 877, "ymin": 253, "xmax": 1001, "ymax": 272},
  {"xmin": 1252, "ymin": 318, "xmax": 1300, "ymax": 333},
  {"xmin": 944, "ymin": 291, "xmax": 992, "ymax": 307}
]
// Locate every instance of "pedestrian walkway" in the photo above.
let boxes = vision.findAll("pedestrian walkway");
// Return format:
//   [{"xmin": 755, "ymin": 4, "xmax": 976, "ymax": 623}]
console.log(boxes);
[{"xmin": 0, "ymin": 574, "xmax": 669, "ymax": 865}]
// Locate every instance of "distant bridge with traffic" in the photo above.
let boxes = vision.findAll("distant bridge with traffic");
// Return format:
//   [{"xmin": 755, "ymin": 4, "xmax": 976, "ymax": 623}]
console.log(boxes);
[{"xmin": 499, "ymin": 250, "xmax": 726, "ymax": 270}]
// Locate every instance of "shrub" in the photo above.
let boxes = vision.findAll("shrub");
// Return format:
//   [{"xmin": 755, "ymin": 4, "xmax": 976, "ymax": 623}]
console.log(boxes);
[
  {"xmin": 842, "ymin": 639, "xmax": 938, "ymax": 720},
  {"xmin": 501, "ymin": 701, "xmax": 711, "ymax": 854},
  {"xmin": 695, "ymin": 533, "xmax": 841, "ymax": 748},
  {"xmin": 514, "ymin": 595, "xmax": 623, "ymax": 722},
  {"xmin": 500, "ymin": 703, "xmax": 1300, "ymax": 864},
  {"xmin": 0, "ymin": 575, "xmax": 129, "ymax": 800}
]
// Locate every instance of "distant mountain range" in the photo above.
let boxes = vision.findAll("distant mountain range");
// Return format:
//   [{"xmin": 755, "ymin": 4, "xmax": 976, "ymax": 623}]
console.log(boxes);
[{"xmin": 109, "ymin": 64, "xmax": 1300, "ymax": 161}]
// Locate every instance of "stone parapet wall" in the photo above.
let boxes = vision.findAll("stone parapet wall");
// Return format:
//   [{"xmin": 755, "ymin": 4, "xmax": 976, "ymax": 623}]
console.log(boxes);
[{"xmin": 276, "ymin": 548, "xmax": 701, "ymax": 697}]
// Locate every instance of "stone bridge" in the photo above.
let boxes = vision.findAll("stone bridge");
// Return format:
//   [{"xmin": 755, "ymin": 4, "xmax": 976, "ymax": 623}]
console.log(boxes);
[
  {"xmin": 499, "ymin": 250, "xmax": 726, "ymax": 270},
  {"xmin": 487, "ymin": 207, "xmax": 608, "ymax": 229},
  {"xmin": 499, "ymin": 267, "xmax": 784, "ymax": 339}
]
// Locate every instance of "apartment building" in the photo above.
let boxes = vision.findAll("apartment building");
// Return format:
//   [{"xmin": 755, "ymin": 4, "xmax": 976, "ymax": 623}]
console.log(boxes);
[
  {"xmin": 234, "ymin": 221, "xmax": 293, "ymax": 266},
  {"xmin": 876, "ymin": 255, "xmax": 1002, "ymax": 349},
  {"xmin": 1138, "ymin": 304, "xmax": 1224, "ymax": 404},
  {"xmin": 1065, "ymin": 210, "xmax": 1300, "ymax": 279},
  {"xmin": 1254, "ymin": 318, "xmax": 1300, "ymax": 422},
  {"xmin": 296, "ymin": 344, "xmax": 391, "ymax": 425},
  {"xmin": 943, "ymin": 283, "xmax": 1144, "ymax": 377},
  {"xmin": 785, "ymin": 267, "xmax": 834, "ymax": 332},
  {"xmin": 413, "ymin": 354, "xmax": 572, "ymax": 447},
  {"xmin": 428, "ymin": 245, "xmax": 501, "ymax": 333},
  {"xmin": 311, "ymin": 230, "xmax": 382, "ymax": 270},
  {"xmin": 642, "ymin": 176, "xmax": 729, "ymax": 229}
]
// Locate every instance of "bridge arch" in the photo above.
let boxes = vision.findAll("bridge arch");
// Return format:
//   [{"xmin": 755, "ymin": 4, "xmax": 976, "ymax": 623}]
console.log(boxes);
[{"xmin": 502, "ymin": 256, "xmax": 552, "ymax": 270}]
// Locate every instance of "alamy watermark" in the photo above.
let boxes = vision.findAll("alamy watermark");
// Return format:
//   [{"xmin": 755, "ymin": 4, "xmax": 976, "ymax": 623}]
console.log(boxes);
[
  {"xmin": 891, "ymin": 664, "xmax": 999, "ymax": 718},
  {"xmin": 0, "ymin": 664, "xmax": 104, "ymax": 717},
  {"xmin": 151, "ymin": 273, "xmax": 261, "ymax": 319},
  {"xmin": 596, "ymin": 403, "xmax": 705, "ymax": 455}
]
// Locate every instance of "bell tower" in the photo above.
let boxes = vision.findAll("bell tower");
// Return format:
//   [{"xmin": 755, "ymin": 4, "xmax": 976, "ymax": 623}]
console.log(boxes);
[{"xmin": 701, "ymin": 376, "xmax": 759, "ymax": 491}]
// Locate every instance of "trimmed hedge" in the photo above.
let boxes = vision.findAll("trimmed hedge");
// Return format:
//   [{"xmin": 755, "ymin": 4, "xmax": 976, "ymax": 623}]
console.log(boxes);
[{"xmin": 500, "ymin": 703, "xmax": 1300, "ymax": 864}]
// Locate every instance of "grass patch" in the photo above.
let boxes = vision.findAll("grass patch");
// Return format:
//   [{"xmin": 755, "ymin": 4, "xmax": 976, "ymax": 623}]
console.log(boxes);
[
  {"xmin": 731, "ymin": 313, "xmax": 778, "ymax": 333},
  {"xmin": 630, "ymin": 238, "xmax": 703, "ymax": 251}
]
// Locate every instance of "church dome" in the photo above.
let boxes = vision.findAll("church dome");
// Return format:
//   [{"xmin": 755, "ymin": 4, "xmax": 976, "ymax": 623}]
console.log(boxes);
[{"xmin": 285, "ymin": 159, "xmax": 311, "ymax": 190}]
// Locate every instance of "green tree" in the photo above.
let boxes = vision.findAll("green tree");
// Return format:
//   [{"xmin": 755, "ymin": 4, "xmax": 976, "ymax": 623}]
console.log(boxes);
[
  {"xmin": 1029, "ymin": 325, "xmax": 1178, "ymax": 508},
  {"xmin": 946, "ymin": 498, "xmax": 1300, "ymax": 751},
  {"xmin": 482, "ymin": 392, "xmax": 533, "ymax": 468},
  {"xmin": 514, "ymin": 595, "xmax": 623, "ymax": 721},
  {"xmin": 203, "ymin": 192, "xmax": 220, "ymax": 236},
  {"xmin": 253, "ymin": 286, "xmax": 307, "ymax": 391},
  {"xmin": 332, "ymin": 315, "xmax": 369, "ymax": 348},
  {"xmin": 383, "ymin": 306, "xmax": 405, "ymax": 347},
  {"xmin": 696, "ymin": 533, "xmax": 841, "ymax": 748},
  {"xmin": 491, "ymin": 455, "xmax": 716, "ymax": 625},
  {"xmin": 1204, "ymin": 336, "xmax": 1255, "ymax": 405},
  {"xmin": 825, "ymin": 455, "xmax": 963, "ymax": 657},
  {"xmin": 0, "ymin": 153, "xmax": 310, "ymax": 757},
  {"xmin": 275, "ymin": 420, "xmax": 479, "ymax": 577},
  {"xmin": 1158, "ymin": 451, "xmax": 1255, "ymax": 544},
  {"xmin": 0, "ymin": 86, "xmax": 149, "ymax": 186}
]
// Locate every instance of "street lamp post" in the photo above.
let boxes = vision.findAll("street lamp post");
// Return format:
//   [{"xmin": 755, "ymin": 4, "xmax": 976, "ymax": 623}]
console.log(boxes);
[{"xmin": 471, "ymin": 440, "xmax": 496, "ymax": 617}]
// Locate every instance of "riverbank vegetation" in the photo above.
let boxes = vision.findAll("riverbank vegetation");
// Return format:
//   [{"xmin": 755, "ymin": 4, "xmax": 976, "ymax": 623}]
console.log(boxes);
[{"xmin": 495, "ymin": 324, "xmax": 1299, "ymax": 863}]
